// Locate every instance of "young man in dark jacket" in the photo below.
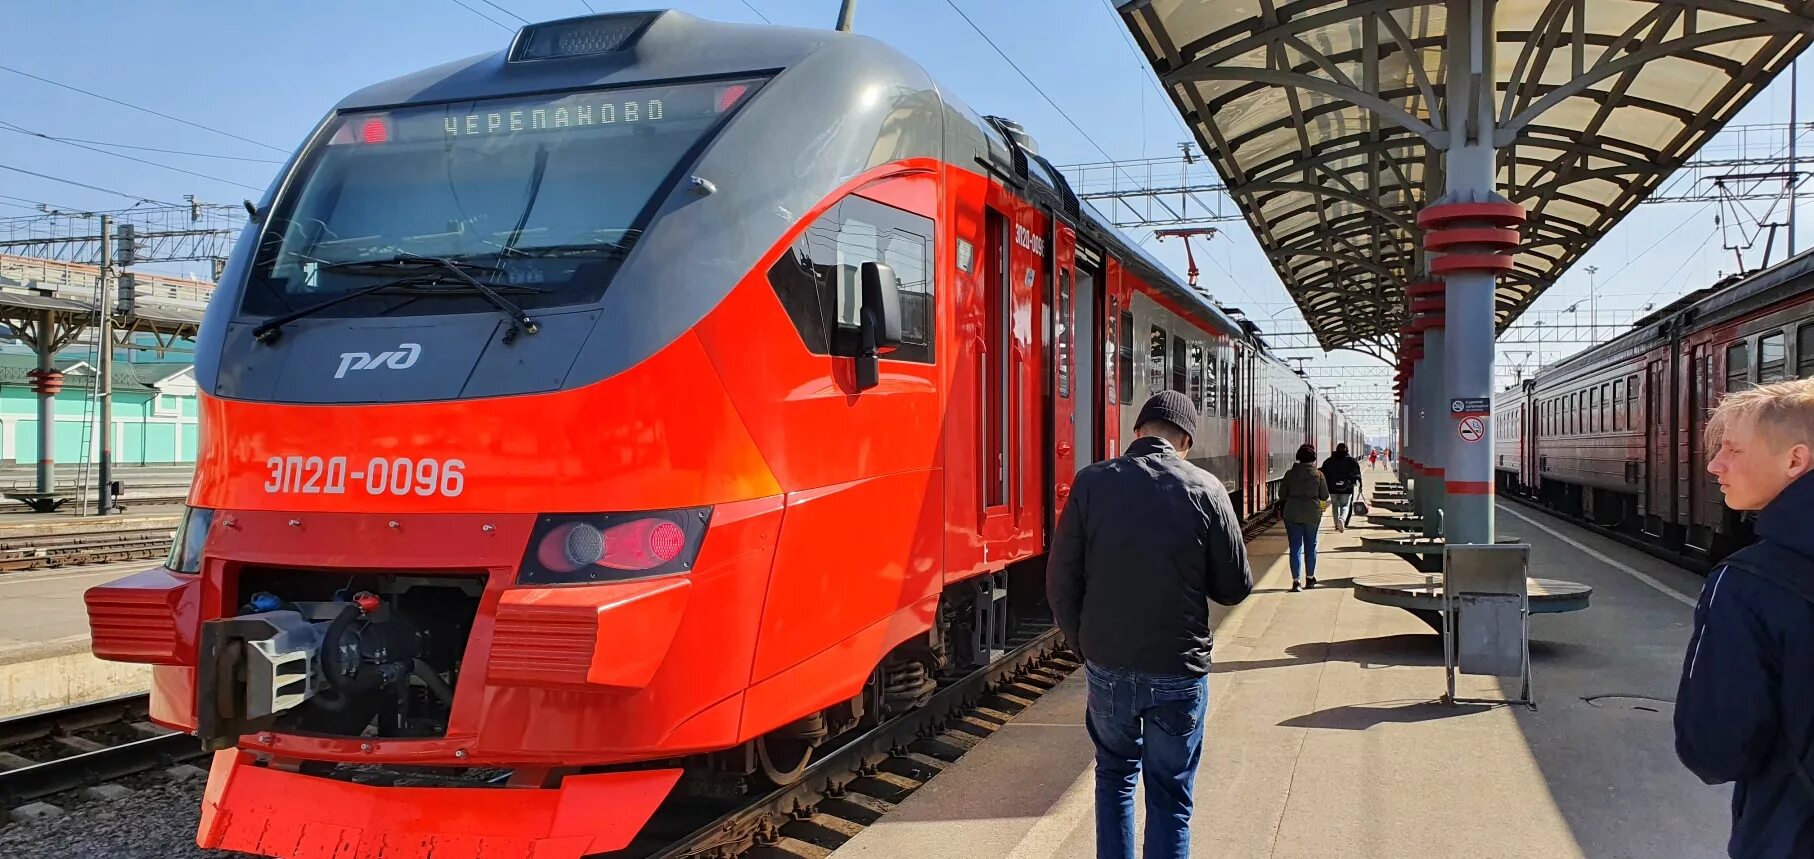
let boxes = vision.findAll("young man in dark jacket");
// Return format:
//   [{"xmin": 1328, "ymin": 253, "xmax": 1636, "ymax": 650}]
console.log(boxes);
[
  {"xmin": 1047, "ymin": 390, "xmax": 1253, "ymax": 859},
  {"xmin": 1320, "ymin": 443, "xmax": 1363, "ymax": 531},
  {"xmin": 1677, "ymin": 378, "xmax": 1814, "ymax": 858}
]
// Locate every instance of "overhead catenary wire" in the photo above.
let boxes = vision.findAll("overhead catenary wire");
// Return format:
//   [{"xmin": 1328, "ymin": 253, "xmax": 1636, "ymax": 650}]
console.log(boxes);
[
  {"xmin": 0, "ymin": 163, "xmax": 177, "ymax": 207},
  {"xmin": 739, "ymin": 0, "xmax": 773, "ymax": 24},
  {"xmin": 938, "ymin": 0, "xmax": 1123, "ymax": 165},
  {"xmin": 448, "ymin": 0, "xmax": 515, "ymax": 31},
  {"xmin": 0, "ymin": 130, "xmax": 285, "ymax": 165},
  {"xmin": 474, "ymin": 0, "xmax": 529, "ymax": 24},
  {"xmin": 0, "ymin": 64, "xmax": 285, "ymax": 154},
  {"xmin": 939, "ymin": 0, "xmax": 1271, "ymax": 312},
  {"xmin": 0, "ymin": 122, "xmax": 266, "ymax": 193}
]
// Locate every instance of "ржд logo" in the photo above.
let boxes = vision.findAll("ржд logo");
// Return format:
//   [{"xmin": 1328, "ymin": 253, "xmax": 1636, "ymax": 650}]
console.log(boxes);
[{"xmin": 334, "ymin": 343, "xmax": 422, "ymax": 379}]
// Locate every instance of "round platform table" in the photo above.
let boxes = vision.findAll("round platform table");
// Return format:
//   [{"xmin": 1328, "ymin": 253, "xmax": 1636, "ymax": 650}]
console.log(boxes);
[{"xmin": 1351, "ymin": 572, "xmax": 1592, "ymax": 631}]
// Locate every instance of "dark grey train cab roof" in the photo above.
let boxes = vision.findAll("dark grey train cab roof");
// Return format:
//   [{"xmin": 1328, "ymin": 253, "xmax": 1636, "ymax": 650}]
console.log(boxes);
[
  {"xmin": 199, "ymin": 9, "xmax": 1292, "ymax": 406},
  {"xmin": 335, "ymin": 12, "xmax": 826, "ymax": 114}
]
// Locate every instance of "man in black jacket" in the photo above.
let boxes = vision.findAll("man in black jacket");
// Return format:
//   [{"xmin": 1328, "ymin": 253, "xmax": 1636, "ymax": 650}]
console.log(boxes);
[
  {"xmin": 1321, "ymin": 443, "xmax": 1363, "ymax": 531},
  {"xmin": 1677, "ymin": 378, "xmax": 1814, "ymax": 858},
  {"xmin": 1048, "ymin": 390, "xmax": 1252, "ymax": 859}
]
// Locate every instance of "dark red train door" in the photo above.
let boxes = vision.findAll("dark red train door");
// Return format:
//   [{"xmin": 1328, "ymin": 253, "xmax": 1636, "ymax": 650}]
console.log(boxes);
[
  {"xmin": 1050, "ymin": 223, "xmax": 1079, "ymax": 518},
  {"xmin": 1646, "ymin": 359, "xmax": 1667, "ymax": 536}
]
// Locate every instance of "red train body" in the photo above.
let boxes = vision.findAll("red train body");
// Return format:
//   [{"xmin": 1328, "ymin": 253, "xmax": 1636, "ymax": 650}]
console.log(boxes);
[{"xmin": 83, "ymin": 12, "xmax": 1360, "ymax": 857}]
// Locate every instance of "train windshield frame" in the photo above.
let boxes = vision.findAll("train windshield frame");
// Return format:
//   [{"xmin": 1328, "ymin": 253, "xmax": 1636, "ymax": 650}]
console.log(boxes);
[{"xmin": 240, "ymin": 75, "xmax": 768, "ymax": 319}]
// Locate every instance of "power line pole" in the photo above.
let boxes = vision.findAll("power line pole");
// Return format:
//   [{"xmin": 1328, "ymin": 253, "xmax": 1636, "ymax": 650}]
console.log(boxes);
[
  {"xmin": 1584, "ymin": 265, "xmax": 1599, "ymax": 344},
  {"xmin": 835, "ymin": 0, "xmax": 855, "ymax": 31},
  {"xmin": 97, "ymin": 217, "xmax": 117, "ymax": 515}
]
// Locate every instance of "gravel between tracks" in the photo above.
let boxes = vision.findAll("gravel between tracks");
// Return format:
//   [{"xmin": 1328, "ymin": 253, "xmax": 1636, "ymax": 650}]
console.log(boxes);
[{"xmin": 0, "ymin": 777, "xmax": 251, "ymax": 859}]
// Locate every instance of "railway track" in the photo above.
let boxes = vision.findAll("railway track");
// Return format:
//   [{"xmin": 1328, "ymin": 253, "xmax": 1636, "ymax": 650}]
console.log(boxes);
[
  {"xmin": 624, "ymin": 627, "xmax": 1073, "ymax": 859},
  {"xmin": 2, "ymin": 511, "xmax": 1282, "ymax": 849},
  {"xmin": 0, "ymin": 694, "xmax": 204, "ymax": 808},
  {"xmin": 1498, "ymin": 491, "xmax": 1714, "ymax": 574},
  {"xmin": 0, "ymin": 527, "xmax": 175, "ymax": 572}
]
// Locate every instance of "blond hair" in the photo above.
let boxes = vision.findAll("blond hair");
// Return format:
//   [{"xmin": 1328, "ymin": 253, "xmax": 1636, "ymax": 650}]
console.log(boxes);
[{"xmin": 1706, "ymin": 377, "xmax": 1814, "ymax": 450}]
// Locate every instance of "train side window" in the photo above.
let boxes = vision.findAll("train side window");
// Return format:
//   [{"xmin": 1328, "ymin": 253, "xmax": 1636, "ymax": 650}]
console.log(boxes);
[
  {"xmin": 1117, "ymin": 310, "xmax": 1134, "ymax": 404},
  {"xmin": 1800, "ymin": 323, "xmax": 1814, "ymax": 378},
  {"xmin": 1759, "ymin": 332, "xmax": 1787, "ymax": 383},
  {"xmin": 1612, "ymin": 380, "xmax": 1623, "ymax": 431},
  {"xmin": 1726, "ymin": 341, "xmax": 1750, "ymax": 391},
  {"xmin": 767, "ymin": 194, "xmax": 935, "ymax": 363},
  {"xmin": 1149, "ymin": 325, "xmax": 1167, "ymax": 394},
  {"xmin": 1600, "ymin": 383, "xmax": 1611, "ymax": 432},
  {"xmin": 1170, "ymin": 335, "xmax": 1188, "ymax": 394},
  {"xmin": 1205, "ymin": 349, "xmax": 1219, "ymax": 417},
  {"xmin": 1188, "ymin": 343, "xmax": 1205, "ymax": 411},
  {"xmin": 1626, "ymin": 375, "xmax": 1639, "ymax": 427}
]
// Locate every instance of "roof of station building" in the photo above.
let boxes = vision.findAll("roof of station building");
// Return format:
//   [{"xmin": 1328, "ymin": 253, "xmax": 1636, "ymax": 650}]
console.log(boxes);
[{"xmin": 1116, "ymin": 0, "xmax": 1814, "ymax": 356}]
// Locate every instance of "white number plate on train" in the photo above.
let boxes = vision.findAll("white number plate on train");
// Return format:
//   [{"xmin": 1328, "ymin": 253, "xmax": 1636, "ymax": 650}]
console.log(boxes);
[{"xmin": 262, "ymin": 455, "xmax": 466, "ymax": 497}]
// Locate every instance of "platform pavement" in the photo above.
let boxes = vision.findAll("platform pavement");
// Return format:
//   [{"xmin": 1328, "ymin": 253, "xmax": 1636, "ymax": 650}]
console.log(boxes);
[
  {"xmin": 833, "ymin": 483, "xmax": 1728, "ymax": 859},
  {"xmin": 0, "ymin": 561, "xmax": 153, "ymax": 718}
]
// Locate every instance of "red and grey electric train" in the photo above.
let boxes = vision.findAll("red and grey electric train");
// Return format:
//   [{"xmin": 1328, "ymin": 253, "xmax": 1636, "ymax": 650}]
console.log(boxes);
[
  {"xmin": 1494, "ymin": 249, "xmax": 1814, "ymax": 563},
  {"xmin": 83, "ymin": 11, "xmax": 1360, "ymax": 857}
]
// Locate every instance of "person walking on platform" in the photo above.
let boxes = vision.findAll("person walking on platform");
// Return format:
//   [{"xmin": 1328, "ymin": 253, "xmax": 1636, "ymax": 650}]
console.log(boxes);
[
  {"xmin": 1369, "ymin": 449, "xmax": 1379, "ymax": 469},
  {"xmin": 1278, "ymin": 444, "xmax": 1328, "ymax": 591},
  {"xmin": 1321, "ymin": 443, "xmax": 1363, "ymax": 532},
  {"xmin": 1676, "ymin": 378, "xmax": 1814, "ymax": 859},
  {"xmin": 1047, "ymin": 390, "xmax": 1253, "ymax": 859}
]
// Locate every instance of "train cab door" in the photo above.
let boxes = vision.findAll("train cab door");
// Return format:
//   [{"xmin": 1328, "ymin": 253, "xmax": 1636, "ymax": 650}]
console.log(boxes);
[
  {"xmin": 1073, "ymin": 243, "xmax": 1104, "ymax": 468},
  {"xmin": 1047, "ymin": 223, "xmax": 1080, "ymax": 522},
  {"xmin": 1645, "ymin": 359, "xmax": 1667, "ymax": 538}
]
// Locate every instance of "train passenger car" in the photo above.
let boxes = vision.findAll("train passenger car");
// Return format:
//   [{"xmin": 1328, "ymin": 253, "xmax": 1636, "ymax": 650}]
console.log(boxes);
[
  {"xmin": 79, "ymin": 12, "xmax": 1350, "ymax": 858},
  {"xmin": 1496, "ymin": 251, "xmax": 1814, "ymax": 563}
]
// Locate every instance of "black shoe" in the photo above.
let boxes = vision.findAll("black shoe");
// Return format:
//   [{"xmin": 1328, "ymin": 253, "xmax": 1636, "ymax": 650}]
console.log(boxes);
[
  {"xmin": 1306, "ymin": 577, "xmax": 1318, "ymax": 589},
  {"xmin": 1291, "ymin": 581, "xmax": 1302, "ymax": 592}
]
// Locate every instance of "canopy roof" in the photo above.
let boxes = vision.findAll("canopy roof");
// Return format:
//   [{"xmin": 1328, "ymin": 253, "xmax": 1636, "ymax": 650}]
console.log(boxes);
[{"xmin": 1118, "ymin": 0, "xmax": 1813, "ymax": 355}]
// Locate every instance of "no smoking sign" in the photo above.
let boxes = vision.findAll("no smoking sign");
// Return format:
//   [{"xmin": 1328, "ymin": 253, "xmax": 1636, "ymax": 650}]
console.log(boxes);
[{"xmin": 1458, "ymin": 416, "xmax": 1486, "ymax": 443}]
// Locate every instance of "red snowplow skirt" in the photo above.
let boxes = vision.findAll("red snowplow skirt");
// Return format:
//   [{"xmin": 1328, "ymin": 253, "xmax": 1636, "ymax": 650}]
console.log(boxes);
[{"xmin": 199, "ymin": 751, "xmax": 680, "ymax": 858}]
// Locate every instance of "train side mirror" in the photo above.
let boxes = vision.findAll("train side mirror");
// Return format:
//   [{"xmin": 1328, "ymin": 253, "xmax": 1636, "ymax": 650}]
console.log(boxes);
[{"xmin": 855, "ymin": 261, "xmax": 902, "ymax": 391}]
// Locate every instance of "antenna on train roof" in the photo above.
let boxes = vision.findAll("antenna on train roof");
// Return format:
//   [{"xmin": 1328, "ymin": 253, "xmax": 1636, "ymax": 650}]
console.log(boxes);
[{"xmin": 836, "ymin": 0, "xmax": 856, "ymax": 31}]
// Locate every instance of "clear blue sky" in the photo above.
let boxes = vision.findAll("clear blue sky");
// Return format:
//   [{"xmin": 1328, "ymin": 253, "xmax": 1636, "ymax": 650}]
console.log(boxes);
[{"xmin": 2, "ymin": 1, "xmax": 1806, "ymax": 435}]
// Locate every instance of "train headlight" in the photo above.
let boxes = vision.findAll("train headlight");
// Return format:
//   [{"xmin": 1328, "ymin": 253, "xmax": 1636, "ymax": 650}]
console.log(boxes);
[{"xmin": 519, "ymin": 507, "xmax": 711, "ymax": 585}]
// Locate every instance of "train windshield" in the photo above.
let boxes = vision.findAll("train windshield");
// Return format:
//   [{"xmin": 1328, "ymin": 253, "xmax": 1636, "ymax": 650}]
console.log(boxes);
[{"xmin": 241, "ymin": 77, "xmax": 764, "ymax": 317}]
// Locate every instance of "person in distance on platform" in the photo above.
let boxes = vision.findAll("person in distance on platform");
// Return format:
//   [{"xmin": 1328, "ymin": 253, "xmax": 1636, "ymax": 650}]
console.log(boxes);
[
  {"xmin": 1047, "ymin": 390, "xmax": 1253, "ymax": 859},
  {"xmin": 1675, "ymin": 377, "xmax": 1814, "ymax": 859},
  {"xmin": 1369, "ymin": 449, "xmax": 1379, "ymax": 468},
  {"xmin": 1320, "ymin": 443, "xmax": 1363, "ymax": 532},
  {"xmin": 1278, "ymin": 444, "xmax": 1329, "ymax": 591}
]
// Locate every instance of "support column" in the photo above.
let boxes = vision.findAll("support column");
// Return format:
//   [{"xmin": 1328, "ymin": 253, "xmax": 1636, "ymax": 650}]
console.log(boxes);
[
  {"xmin": 34, "ymin": 312, "xmax": 54, "ymax": 495},
  {"xmin": 1410, "ymin": 327, "xmax": 1431, "ymax": 523},
  {"xmin": 97, "ymin": 216, "xmax": 117, "ymax": 515},
  {"xmin": 1421, "ymin": 200, "xmax": 1524, "ymax": 544},
  {"xmin": 1420, "ymin": 0, "xmax": 1524, "ymax": 546},
  {"xmin": 1408, "ymin": 282, "xmax": 1446, "ymax": 537}
]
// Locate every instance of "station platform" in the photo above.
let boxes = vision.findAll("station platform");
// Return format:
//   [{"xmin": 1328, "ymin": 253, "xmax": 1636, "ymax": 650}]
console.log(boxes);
[
  {"xmin": 0, "ymin": 561, "xmax": 152, "ymax": 719},
  {"xmin": 834, "ymin": 481, "xmax": 1726, "ymax": 858}
]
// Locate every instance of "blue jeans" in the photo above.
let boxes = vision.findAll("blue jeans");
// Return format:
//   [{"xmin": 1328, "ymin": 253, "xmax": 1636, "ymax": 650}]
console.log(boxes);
[
  {"xmin": 1285, "ymin": 521, "xmax": 1318, "ymax": 582},
  {"xmin": 1085, "ymin": 662, "xmax": 1208, "ymax": 859}
]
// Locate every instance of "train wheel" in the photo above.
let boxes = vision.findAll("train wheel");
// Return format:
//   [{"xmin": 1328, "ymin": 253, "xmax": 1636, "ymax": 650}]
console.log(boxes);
[{"xmin": 756, "ymin": 734, "xmax": 814, "ymax": 785}]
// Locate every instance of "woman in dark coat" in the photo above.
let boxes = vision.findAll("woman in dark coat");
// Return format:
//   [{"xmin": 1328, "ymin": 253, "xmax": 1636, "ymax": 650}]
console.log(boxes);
[{"xmin": 1278, "ymin": 443, "xmax": 1328, "ymax": 591}]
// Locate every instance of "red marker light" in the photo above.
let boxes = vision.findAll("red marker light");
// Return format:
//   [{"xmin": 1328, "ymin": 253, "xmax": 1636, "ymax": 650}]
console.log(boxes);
[
  {"xmin": 599, "ymin": 517, "xmax": 687, "ymax": 570},
  {"xmin": 354, "ymin": 591, "xmax": 381, "ymax": 614},
  {"xmin": 715, "ymin": 84, "xmax": 749, "ymax": 113},
  {"xmin": 359, "ymin": 117, "xmax": 389, "ymax": 144}
]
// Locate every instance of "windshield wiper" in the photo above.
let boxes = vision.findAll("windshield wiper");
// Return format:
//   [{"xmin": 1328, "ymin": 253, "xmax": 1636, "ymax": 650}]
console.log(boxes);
[{"xmin": 252, "ymin": 254, "xmax": 539, "ymax": 344}]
